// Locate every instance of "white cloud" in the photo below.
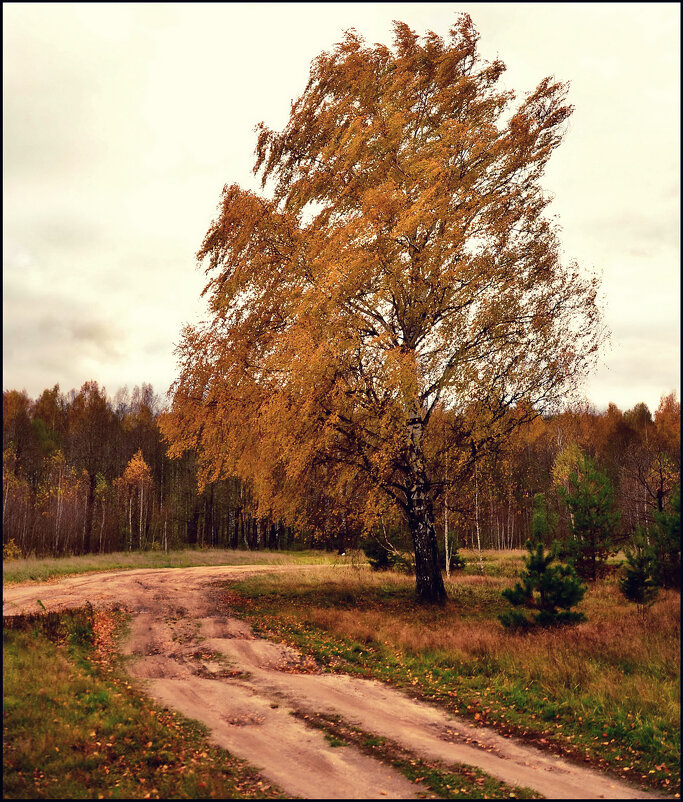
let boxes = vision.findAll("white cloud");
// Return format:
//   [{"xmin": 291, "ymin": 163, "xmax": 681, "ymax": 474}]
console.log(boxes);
[{"xmin": 3, "ymin": 2, "xmax": 680, "ymax": 411}]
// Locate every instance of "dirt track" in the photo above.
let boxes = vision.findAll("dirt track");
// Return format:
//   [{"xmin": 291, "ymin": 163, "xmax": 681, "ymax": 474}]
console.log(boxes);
[{"xmin": 3, "ymin": 565, "xmax": 663, "ymax": 799}]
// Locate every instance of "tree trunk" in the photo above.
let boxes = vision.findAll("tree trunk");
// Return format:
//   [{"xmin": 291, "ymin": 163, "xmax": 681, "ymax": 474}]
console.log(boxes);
[
  {"xmin": 139, "ymin": 483, "xmax": 143, "ymax": 550},
  {"xmin": 84, "ymin": 473, "xmax": 96, "ymax": 554},
  {"xmin": 408, "ymin": 500, "xmax": 445, "ymax": 604},
  {"xmin": 474, "ymin": 459, "xmax": 484, "ymax": 572},
  {"xmin": 444, "ymin": 441, "xmax": 450, "ymax": 579},
  {"xmin": 99, "ymin": 499, "xmax": 105, "ymax": 553},
  {"xmin": 406, "ymin": 415, "xmax": 446, "ymax": 605}
]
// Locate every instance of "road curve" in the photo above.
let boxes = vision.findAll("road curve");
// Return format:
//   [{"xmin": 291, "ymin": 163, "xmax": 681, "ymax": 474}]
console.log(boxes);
[{"xmin": 3, "ymin": 566, "xmax": 664, "ymax": 799}]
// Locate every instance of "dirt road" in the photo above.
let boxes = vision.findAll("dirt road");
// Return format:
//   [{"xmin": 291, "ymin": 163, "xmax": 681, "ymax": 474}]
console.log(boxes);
[{"xmin": 3, "ymin": 566, "xmax": 662, "ymax": 799}]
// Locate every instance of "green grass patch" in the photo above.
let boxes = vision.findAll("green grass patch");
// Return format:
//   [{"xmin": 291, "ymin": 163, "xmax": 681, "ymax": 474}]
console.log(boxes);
[
  {"xmin": 3, "ymin": 608, "xmax": 288, "ymax": 799},
  {"xmin": 224, "ymin": 565, "xmax": 680, "ymax": 796}
]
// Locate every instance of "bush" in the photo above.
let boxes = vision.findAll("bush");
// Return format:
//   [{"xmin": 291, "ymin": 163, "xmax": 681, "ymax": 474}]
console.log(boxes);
[
  {"xmin": 3, "ymin": 539, "xmax": 22, "ymax": 561},
  {"xmin": 361, "ymin": 538, "xmax": 414, "ymax": 574},
  {"xmin": 447, "ymin": 550, "xmax": 466, "ymax": 571}
]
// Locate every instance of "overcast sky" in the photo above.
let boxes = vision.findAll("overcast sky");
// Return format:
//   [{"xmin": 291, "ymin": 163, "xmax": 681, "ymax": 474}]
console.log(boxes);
[{"xmin": 3, "ymin": 3, "xmax": 680, "ymax": 413}]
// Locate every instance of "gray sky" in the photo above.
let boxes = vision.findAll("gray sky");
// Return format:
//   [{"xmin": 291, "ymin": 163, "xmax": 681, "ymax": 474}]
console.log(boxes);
[{"xmin": 3, "ymin": 3, "xmax": 680, "ymax": 413}]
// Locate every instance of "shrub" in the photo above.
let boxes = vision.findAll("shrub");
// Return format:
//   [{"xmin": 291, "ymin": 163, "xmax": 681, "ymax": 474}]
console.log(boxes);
[
  {"xmin": 619, "ymin": 530, "xmax": 659, "ymax": 614},
  {"xmin": 447, "ymin": 550, "xmax": 466, "ymax": 572},
  {"xmin": 499, "ymin": 538, "xmax": 586, "ymax": 629},
  {"xmin": 3, "ymin": 538, "xmax": 22, "ymax": 560},
  {"xmin": 361, "ymin": 538, "xmax": 414, "ymax": 574}
]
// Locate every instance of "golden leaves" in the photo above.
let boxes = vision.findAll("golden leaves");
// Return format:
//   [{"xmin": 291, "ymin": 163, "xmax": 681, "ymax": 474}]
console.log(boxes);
[{"xmin": 165, "ymin": 15, "xmax": 604, "ymax": 542}]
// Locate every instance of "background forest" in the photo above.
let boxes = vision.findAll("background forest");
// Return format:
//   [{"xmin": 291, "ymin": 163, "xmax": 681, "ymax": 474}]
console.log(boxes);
[{"xmin": 3, "ymin": 381, "xmax": 679, "ymax": 561}]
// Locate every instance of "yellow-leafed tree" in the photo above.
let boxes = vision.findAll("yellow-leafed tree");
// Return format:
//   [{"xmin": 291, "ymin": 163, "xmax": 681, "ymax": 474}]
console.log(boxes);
[
  {"xmin": 115, "ymin": 450, "xmax": 154, "ymax": 550},
  {"xmin": 162, "ymin": 16, "xmax": 603, "ymax": 603}
]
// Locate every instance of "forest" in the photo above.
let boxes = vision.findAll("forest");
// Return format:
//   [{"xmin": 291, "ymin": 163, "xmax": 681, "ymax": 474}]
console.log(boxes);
[{"xmin": 3, "ymin": 380, "xmax": 679, "ymax": 563}]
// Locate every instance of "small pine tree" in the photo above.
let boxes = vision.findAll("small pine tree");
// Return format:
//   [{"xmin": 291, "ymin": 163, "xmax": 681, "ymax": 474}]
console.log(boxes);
[
  {"xmin": 531, "ymin": 492, "xmax": 557, "ymax": 545},
  {"xmin": 619, "ymin": 530, "xmax": 659, "ymax": 615},
  {"xmin": 559, "ymin": 453, "xmax": 620, "ymax": 580},
  {"xmin": 651, "ymin": 484, "xmax": 681, "ymax": 589},
  {"xmin": 499, "ymin": 538, "xmax": 587, "ymax": 629},
  {"xmin": 361, "ymin": 536, "xmax": 415, "ymax": 574},
  {"xmin": 362, "ymin": 537, "xmax": 395, "ymax": 571}
]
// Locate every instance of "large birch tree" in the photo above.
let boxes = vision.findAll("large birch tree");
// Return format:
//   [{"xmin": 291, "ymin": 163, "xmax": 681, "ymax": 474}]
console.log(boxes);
[{"xmin": 162, "ymin": 16, "xmax": 603, "ymax": 603}]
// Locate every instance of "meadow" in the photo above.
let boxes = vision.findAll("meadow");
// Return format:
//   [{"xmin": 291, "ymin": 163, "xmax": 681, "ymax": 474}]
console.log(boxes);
[{"xmin": 2, "ymin": 547, "xmax": 340, "ymax": 586}]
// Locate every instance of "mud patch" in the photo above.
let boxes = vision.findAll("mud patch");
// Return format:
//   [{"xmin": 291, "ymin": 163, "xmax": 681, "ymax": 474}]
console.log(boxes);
[{"xmin": 131, "ymin": 655, "xmax": 193, "ymax": 680}]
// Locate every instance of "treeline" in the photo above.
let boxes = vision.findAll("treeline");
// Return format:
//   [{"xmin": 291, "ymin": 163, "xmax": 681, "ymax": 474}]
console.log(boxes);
[
  {"xmin": 3, "ymin": 382, "xmax": 295, "ymax": 557},
  {"xmin": 436, "ymin": 394, "xmax": 680, "ymax": 555},
  {"xmin": 3, "ymin": 381, "xmax": 680, "ymax": 559}
]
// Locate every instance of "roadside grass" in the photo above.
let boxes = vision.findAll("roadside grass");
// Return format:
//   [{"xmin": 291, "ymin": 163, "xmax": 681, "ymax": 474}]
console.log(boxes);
[
  {"xmin": 2, "ymin": 547, "xmax": 346, "ymax": 586},
  {"xmin": 295, "ymin": 710, "xmax": 542, "ymax": 799},
  {"xmin": 2, "ymin": 608, "xmax": 288, "ymax": 799},
  {"xmin": 224, "ymin": 557, "xmax": 680, "ymax": 796}
]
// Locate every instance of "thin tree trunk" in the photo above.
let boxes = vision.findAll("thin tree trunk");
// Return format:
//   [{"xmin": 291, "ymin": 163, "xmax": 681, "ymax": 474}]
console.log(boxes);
[
  {"xmin": 99, "ymin": 499, "xmax": 105, "ymax": 553},
  {"xmin": 475, "ymin": 458, "xmax": 483, "ymax": 573},
  {"xmin": 55, "ymin": 472, "xmax": 62, "ymax": 554},
  {"xmin": 139, "ymin": 483, "xmax": 143, "ymax": 550},
  {"xmin": 444, "ymin": 442, "xmax": 450, "ymax": 579},
  {"xmin": 3, "ymin": 480, "xmax": 9, "ymax": 527}
]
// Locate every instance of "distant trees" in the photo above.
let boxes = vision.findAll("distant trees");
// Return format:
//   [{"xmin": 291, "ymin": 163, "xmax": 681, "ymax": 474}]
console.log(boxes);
[
  {"xmin": 3, "ymin": 382, "xmax": 294, "ymax": 557},
  {"xmin": 2, "ymin": 381, "xmax": 679, "ymax": 569}
]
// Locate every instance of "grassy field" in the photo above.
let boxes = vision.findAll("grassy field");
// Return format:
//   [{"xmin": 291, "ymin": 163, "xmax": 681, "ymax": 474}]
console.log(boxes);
[
  {"xmin": 223, "ymin": 550, "xmax": 680, "ymax": 797},
  {"xmin": 2, "ymin": 547, "xmax": 344, "ymax": 585}
]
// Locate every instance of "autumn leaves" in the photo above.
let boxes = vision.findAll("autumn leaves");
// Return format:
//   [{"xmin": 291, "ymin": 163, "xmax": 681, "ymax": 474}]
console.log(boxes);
[{"xmin": 164, "ymin": 16, "xmax": 603, "ymax": 602}]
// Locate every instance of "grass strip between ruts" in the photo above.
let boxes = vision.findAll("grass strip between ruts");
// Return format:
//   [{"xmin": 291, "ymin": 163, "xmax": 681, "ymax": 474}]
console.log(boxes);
[{"xmin": 292, "ymin": 710, "xmax": 542, "ymax": 799}]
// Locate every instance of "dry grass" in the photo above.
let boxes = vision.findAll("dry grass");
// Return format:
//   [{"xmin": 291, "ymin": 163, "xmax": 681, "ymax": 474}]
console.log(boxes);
[
  {"xmin": 231, "ymin": 555, "xmax": 680, "ymax": 793},
  {"xmin": 2, "ymin": 548, "xmax": 342, "ymax": 585}
]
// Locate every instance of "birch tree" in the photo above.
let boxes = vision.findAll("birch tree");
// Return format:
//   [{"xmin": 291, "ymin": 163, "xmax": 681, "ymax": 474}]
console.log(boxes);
[{"xmin": 162, "ymin": 16, "xmax": 603, "ymax": 602}]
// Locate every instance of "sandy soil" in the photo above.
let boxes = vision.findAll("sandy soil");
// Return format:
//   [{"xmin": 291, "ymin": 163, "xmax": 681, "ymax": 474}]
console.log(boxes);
[{"xmin": 3, "ymin": 565, "xmax": 663, "ymax": 799}]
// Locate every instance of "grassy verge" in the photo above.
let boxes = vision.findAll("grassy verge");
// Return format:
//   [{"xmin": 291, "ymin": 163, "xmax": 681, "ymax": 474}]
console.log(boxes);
[
  {"xmin": 3, "ymin": 607, "xmax": 289, "ymax": 799},
  {"xmin": 294, "ymin": 710, "xmax": 541, "ymax": 799},
  {"xmin": 223, "ymin": 558, "xmax": 680, "ymax": 797},
  {"xmin": 2, "ymin": 547, "xmax": 346, "ymax": 585}
]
